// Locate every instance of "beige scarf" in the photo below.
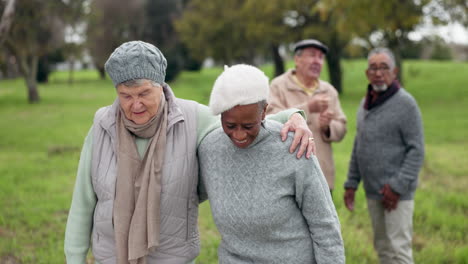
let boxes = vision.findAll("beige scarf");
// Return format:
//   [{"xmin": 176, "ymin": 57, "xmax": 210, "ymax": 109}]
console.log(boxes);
[{"xmin": 114, "ymin": 94, "xmax": 167, "ymax": 264}]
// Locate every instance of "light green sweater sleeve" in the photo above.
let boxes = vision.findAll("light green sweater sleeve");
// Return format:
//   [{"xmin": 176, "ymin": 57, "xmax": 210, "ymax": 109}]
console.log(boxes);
[
  {"xmin": 196, "ymin": 104, "xmax": 221, "ymax": 146},
  {"xmin": 196, "ymin": 103, "xmax": 305, "ymax": 146},
  {"xmin": 64, "ymin": 127, "xmax": 97, "ymax": 263}
]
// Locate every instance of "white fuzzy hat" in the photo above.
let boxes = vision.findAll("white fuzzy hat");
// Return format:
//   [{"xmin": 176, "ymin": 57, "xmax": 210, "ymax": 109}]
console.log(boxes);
[{"xmin": 209, "ymin": 64, "xmax": 270, "ymax": 115}]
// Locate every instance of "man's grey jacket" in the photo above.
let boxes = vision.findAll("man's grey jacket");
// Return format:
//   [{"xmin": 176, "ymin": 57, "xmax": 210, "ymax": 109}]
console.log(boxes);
[{"xmin": 345, "ymin": 88, "xmax": 425, "ymax": 200}]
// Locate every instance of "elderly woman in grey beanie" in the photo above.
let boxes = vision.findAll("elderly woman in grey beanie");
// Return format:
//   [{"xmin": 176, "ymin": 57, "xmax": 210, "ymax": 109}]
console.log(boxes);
[
  {"xmin": 198, "ymin": 64, "xmax": 345, "ymax": 264},
  {"xmin": 64, "ymin": 41, "xmax": 315, "ymax": 264}
]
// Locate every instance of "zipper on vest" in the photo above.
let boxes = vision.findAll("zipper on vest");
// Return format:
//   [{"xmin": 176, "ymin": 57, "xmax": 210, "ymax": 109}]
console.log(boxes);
[{"xmin": 186, "ymin": 172, "xmax": 194, "ymax": 241}]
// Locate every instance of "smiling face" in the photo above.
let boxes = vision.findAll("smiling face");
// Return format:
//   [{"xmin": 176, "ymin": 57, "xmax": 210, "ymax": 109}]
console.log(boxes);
[
  {"xmin": 366, "ymin": 53, "xmax": 398, "ymax": 89},
  {"xmin": 117, "ymin": 80, "xmax": 163, "ymax": 125},
  {"xmin": 221, "ymin": 103, "xmax": 267, "ymax": 148},
  {"xmin": 294, "ymin": 46, "xmax": 325, "ymax": 82}
]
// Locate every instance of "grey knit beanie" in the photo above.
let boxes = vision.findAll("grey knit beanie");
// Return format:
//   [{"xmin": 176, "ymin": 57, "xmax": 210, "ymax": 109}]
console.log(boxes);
[{"xmin": 104, "ymin": 40, "xmax": 167, "ymax": 87}]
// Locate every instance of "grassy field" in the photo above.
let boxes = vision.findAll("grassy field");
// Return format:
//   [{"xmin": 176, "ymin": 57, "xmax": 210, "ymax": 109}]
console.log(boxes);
[{"xmin": 0, "ymin": 60, "xmax": 467, "ymax": 263}]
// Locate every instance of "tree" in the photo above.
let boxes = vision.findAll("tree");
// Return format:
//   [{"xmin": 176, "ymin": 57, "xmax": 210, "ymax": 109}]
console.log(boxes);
[
  {"xmin": 240, "ymin": 1, "xmax": 294, "ymax": 76},
  {"xmin": 36, "ymin": 49, "xmax": 65, "ymax": 83},
  {"xmin": 242, "ymin": 0, "xmax": 354, "ymax": 92},
  {"xmin": 176, "ymin": 0, "xmax": 352, "ymax": 92},
  {"xmin": 62, "ymin": 42, "xmax": 85, "ymax": 84},
  {"xmin": 322, "ymin": 0, "xmax": 467, "ymax": 84},
  {"xmin": 176, "ymin": 0, "xmax": 466, "ymax": 92},
  {"xmin": 1, "ymin": 0, "xmax": 86, "ymax": 102},
  {"xmin": 176, "ymin": 0, "xmax": 258, "ymax": 66},
  {"xmin": 142, "ymin": 0, "xmax": 199, "ymax": 81},
  {"xmin": 86, "ymin": 0, "xmax": 146, "ymax": 79},
  {"xmin": 1, "ymin": 0, "xmax": 68, "ymax": 103},
  {"xmin": 0, "ymin": 0, "xmax": 15, "ymax": 78},
  {"xmin": 0, "ymin": 0, "xmax": 15, "ymax": 45},
  {"xmin": 425, "ymin": 0, "xmax": 468, "ymax": 27},
  {"xmin": 85, "ymin": 0, "xmax": 198, "ymax": 82},
  {"xmin": 177, "ymin": 0, "xmax": 303, "ymax": 75}
]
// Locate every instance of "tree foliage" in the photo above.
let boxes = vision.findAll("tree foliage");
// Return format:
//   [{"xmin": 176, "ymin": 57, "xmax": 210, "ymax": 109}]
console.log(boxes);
[
  {"xmin": 142, "ymin": 0, "xmax": 201, "ymax": 81},
  {"xmin": 322, "ymin": 0, "xmax": 467, "ymax": 83},
  {"xmin": 86, "ymin": 0, "xmax": 146, "ymax": 79},
  {"xmin": 176, "ymin": 0, "xmax": 255, "ymax": 65},
  {"xmin": 0, "ymin": 0, "xmax": 84, "ymax": 103},
  {"xmin": 176, "ymin": 0, "xmax": 352, "ymax": 92},
  {"xmin": 86, "ymin": 0, "xmax": 197, "ymax": 82},
  {"xmin": 425, "ymin": 0, "xmax": 468, "ymax": 26},
  {"xmin": 176, "ymin": 0, "xmax": 467, "ymax": 92}
]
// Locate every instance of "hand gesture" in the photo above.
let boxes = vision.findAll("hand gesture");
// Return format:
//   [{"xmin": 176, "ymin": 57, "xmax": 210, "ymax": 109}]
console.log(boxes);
[
  {"xmin": 280, "ymin": 113, "xmax": 315, "ymax": 159},
  {"xmin": 344, "ymin": 188, "xmax": 356, "ymax": 211},
  {"xmin": 319, "ymin": 111, "xmax": 334, "ymax": 131},
  {"xmin": 380, "ymin": 184, "xmax": 400, "ymax": 211},
  {"xmin": 308, "ymin": 93, "xmax": 329, "ymax": 113}
]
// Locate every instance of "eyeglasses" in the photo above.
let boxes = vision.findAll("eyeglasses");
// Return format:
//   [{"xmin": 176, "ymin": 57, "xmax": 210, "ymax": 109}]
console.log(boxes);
[{"xmin": 368, "ymin": 66, "xmax": 391, "ymax": 74}]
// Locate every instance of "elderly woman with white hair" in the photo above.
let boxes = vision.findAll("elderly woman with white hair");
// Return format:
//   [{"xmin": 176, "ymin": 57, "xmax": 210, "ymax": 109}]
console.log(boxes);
[{"xmin": 198, "ymin": 64, "xmax": 345, "ymax": 264}]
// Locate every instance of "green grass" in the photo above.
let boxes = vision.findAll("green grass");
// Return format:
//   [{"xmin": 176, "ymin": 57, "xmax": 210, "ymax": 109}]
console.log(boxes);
[{"xmin": 0, "ymin": 60, "xmax": 467, "ymax": 263}]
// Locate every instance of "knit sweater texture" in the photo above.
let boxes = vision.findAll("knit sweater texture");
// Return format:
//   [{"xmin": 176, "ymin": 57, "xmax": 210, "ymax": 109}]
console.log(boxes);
[
  {"xmin": 344, "ymin": 88, "xmax": 425, "ymax": 200},
  {"xmin": 198, "ymin": 120, "xmax": 345, "ymax": 264}
]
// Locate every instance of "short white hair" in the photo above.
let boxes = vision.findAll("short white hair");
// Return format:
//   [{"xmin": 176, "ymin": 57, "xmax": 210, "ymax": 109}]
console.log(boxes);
[
  {"xmin": 209, "ymin": 64, "xmax": 270, "ymax": 115},
  {"xmin": 368, "ymin": 47, "xmax": 396, "ymax": 69}
]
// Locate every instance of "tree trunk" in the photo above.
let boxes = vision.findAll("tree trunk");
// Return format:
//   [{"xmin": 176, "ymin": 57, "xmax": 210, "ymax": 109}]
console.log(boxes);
[
  {"xmin": 325, "ymin": 34, "xmax": 343, "ymax": 94},
  {"xmin": 271, "ymin": 44, "xmax": 285, "ymax": 77},
  {"xmin": 386, "ymin": 33, "xmax": 404, "ymax": 85},
  {"xmin": 68, "ymin": 60, "xmax": 75, "ymax": 85},
  {"xmin": 36, "ymin": 56, "xmax": 50, "ymax": 83},
  {"xmin": 26, "ymin": 73, "xmax": 40, "ymax": 103},
  {"xmin": 19, "ymin": 55, "xmax": 40, "ymax": 103},
  {"xmin": 0, "ymin": 0, "xmax": 16, "ymax": 45},
  {"xmin": 97, "ymin": 65, "xmax": 106, "ymax": 79}
]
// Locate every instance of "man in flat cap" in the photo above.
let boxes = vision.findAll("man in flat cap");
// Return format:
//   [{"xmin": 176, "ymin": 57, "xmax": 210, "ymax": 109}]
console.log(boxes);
[
  {"xmin": 267, "ymin": 39, "xmax": 347, "ymax": 194},
  {"xmin": 64, "ymin": 40, "xmax": 315, "ymax": 264}
]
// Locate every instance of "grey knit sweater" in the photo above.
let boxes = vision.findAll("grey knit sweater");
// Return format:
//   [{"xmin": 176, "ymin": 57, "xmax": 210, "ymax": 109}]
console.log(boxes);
[
  {"xmin": 345, "ymin": 88, "xmax": 425, "ymax": 200},
  {"xmin": 198, "ymin": 120, "xmax": 344, "ymax": 264}
]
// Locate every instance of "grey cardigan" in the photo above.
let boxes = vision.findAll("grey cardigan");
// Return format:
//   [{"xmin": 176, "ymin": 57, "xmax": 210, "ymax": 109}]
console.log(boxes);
[
  {"xmin": 91, "ymin": 84, "xmax": 200, "ymax": 263},
  {"xmin": 345, "ymin": 88, "xmax": 425, "ymax": 200}
]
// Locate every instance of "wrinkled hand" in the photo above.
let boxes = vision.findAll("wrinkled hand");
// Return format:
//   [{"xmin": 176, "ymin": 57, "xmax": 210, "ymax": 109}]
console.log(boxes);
[
  {"xmin": 344, "ymin": 188, "xmax": 356, "ymax": 211},
  {"xmin": 308, "ymin": 93, "xmax": 329, "ymax": 113},
  {"xmin": 319, "ymin": 111, "xmax": 333, "ymax": 131},
  {"xmin": 280, "ymin": 113, "xmax": 315, "ymax": 159},
  {"xmin": 380, "ymin": 184, "xmax": 400, "ymax": 211}
]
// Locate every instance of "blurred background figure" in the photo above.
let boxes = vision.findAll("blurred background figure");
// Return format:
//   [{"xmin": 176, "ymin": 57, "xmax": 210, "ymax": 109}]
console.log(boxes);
[
  {"xmin": 344, "ymin": 47, "xmax": 425, "ymax": 264},
  {"xmin": 267, "ymin": 39, "xmax": 347, "ymax": 194}
]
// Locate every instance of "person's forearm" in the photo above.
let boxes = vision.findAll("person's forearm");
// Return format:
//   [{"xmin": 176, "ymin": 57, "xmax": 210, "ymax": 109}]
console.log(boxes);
[
  {"xmin": 323, "ymin": 118, "xmax": 346, "ymax": 142},
  {"xmin": 64, "ymin": 129, "xmax": 97, "ymax": 263},
  {"xmin": 389, "ymin": 104, "xmax": 424, "ymax": 195},
  {"xmin": 389, "ymin": 142, "xmax": 424, "ymax": 195},
  {"xmin": 323, "ymin": 93, "xmax": 347, "ymax": 142},
  {"xmin": 196, "ymin": 104, "xmax": 220, "ymax": 146},
  {"xmin": 298, "ymin": 158, "xmax": 344, "ymax": 263},
  {"xmin": 270, "ymin": 101, "xmax": 309, "ymax": 116},
  {"xmin": 344, "ymin": 138, "xmax": 361, "ymax": 189},
  {"xmin": 266, "ymin": 108, "xmax": 306, "ymax": 123}
]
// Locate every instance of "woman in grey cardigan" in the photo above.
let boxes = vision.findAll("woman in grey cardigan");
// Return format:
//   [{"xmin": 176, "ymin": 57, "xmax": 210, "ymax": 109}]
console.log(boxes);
[{"xmin": 198, "ymin": 64, "xmax": 345, "ymax": 264}]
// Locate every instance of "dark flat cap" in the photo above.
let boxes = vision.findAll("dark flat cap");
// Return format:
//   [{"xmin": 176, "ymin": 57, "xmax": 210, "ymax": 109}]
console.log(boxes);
[{"xmin": 294, "ymin": 39, "xmax": 328, "ymax": 54}]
